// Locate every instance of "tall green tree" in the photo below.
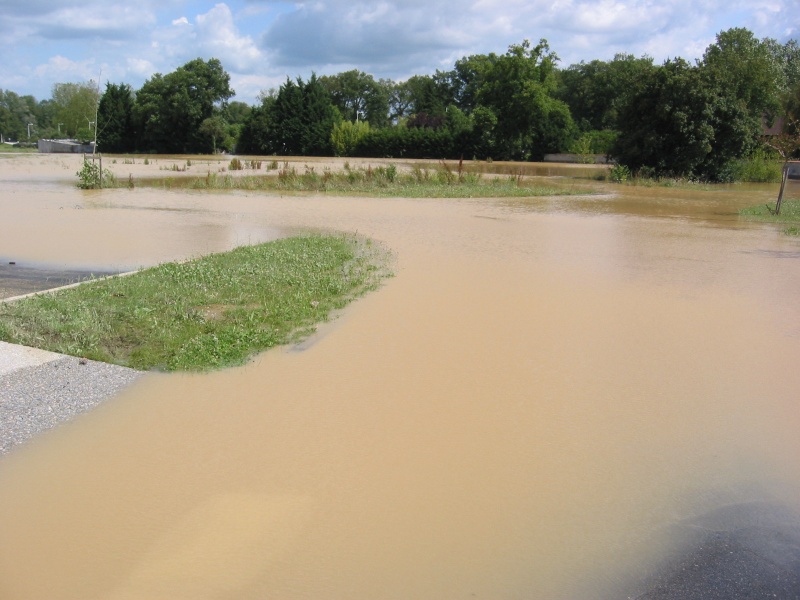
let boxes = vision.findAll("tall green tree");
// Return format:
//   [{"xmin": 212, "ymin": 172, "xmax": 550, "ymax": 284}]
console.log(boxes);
[
  {"xmin": 0, "ymin": 90, "xmax": 38, "ymax": 141},
  {"xmin": 320, "ymin": 70, "xmax": 390, "ymax": 127},
  {"xmin": 450, "ymin": 54, "xmax": 495, "ymax": 113},
  {"xmin": 470, "ymin": 39, "xmax": 576, "ymax": 160},
  {"xmin": 701, "ymin": 28, "xmax": 783, "ymax": 122},
  {"xmin": 612, "ymin": 58, "xmax": 756, "ymax": 181},
  {"xmin": 133, "ymin": 58, "xmax": 233, "ymax": 153},
  {"xmin": 557, "ymin": 53, "xmax": 655, "ymax": 131},
  {"xmin": 392, "ymin": 73, "xmax": 452, "ymax": 120},
  {"xmin": 51, "ymin": 81, "xmax": 99, "ymax": 140},
  {"xmin": 97, "ymin": 83, "xmax": 135, "ymax": 153},
  {"xmin": 237, "ymin": 101, "xmax": 272, "ymax": 155},
  {"xmin": 239, "ymin": 75, "xmax": 338, "ymax": 156}
]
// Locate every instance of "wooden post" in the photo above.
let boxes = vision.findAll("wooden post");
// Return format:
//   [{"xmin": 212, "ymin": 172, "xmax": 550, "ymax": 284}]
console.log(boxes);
[{"xmin": 775, "ymin": 162, "xmax": 789, "ymax": 215}]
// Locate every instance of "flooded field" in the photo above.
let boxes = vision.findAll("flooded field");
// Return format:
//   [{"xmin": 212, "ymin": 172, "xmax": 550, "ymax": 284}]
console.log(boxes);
[{"xmin": 1, "ymin": 154, "xmax": 799, "ymax": 598}]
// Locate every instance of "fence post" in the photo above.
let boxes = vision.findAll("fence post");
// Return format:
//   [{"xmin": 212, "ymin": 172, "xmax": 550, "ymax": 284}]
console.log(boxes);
[{"xmin": 775, "ymin": 162, "xmax": 789, "ymax": 215}]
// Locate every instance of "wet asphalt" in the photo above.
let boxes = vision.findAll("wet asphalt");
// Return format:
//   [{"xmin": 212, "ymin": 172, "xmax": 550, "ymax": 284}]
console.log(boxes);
[
  {"xmin": 628, "ymin": 501, "xmax": 800, "ymax": 599},
  {"xmin": 0, "ymin": 260, "xmax": 120, "ymax": 300}
]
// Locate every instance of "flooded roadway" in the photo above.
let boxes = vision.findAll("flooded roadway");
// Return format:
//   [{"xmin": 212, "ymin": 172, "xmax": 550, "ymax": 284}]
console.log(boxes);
[{"xmin": 1, "ymin": 155, "xmax": 799, "ymax": 598}]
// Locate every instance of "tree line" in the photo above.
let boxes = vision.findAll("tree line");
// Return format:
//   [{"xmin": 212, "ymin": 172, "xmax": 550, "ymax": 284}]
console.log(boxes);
[{"xmin": 2, "ymin": 27, "xmax": 799, "ymax": 181}]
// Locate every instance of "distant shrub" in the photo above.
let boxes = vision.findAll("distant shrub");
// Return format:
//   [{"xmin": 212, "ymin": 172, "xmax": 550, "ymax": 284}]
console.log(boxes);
[
  {"xmin": 331, "ymin": 121, "xmax": 371, "ymax": 157},
  {"xmin": 731, "ymin": 149, "xmax": 783, "ymax": 183},
  {"xmin": 608, "ymin": 163, "xmax": 631, "ymax": 183}
]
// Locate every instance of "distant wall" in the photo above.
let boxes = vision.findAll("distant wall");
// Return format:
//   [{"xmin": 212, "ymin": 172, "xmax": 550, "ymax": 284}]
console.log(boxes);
[
  {"xmin": 543, "ymin": 153, "xmax": 610, "ymax": 164},
  {"xmin": 37, "ymin": 139, "xmax": 95, "ymax": 154}
]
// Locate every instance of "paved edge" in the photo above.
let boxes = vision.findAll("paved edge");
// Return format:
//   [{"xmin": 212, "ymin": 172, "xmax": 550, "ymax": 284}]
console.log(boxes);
[{"xmin": 0, "ymin": 340, "xmax": 63, "ymax": 375}]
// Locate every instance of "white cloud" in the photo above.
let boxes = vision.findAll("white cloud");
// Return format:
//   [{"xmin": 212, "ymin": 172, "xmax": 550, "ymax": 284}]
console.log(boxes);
[
  {"xmin": 126, "ymin": 57, "xmax": 156, "ymax": 78},
  {"xmin": 1, "ymin": 0, "xmax": 798, "ymax": 103},
  {"xmin": 147, "ymin": 3, "xmax": 263, "ymax": 74},
  {"xmin": 195, "ymin": 4, "xmax": 263, "ymax": 71},
  {"xmin": 33, "ymin": 55, "xmax": 100, "ymax": 81}
]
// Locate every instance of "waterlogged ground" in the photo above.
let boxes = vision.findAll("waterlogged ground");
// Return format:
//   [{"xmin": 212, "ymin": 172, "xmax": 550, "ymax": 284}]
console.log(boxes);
[{"xmin": 1, "ymin": 154, "xmax": 799, "ymax": 598}]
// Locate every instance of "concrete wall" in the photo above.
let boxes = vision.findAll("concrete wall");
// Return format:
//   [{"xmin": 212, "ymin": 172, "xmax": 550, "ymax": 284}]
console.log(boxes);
[{"xmin": 37, "ymin": 139, "xmax": 95, "ymax": 154}]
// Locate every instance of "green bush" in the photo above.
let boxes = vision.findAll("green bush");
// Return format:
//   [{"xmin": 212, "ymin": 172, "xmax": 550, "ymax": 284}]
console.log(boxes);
[
  {"xmin": 608, "ymin": 163, "xmax": 631, "ymax": 183},
  {"xmin": 730, "ymin": 150, "xmax": 783, "ymax": 183},
  {"xmin": 331, "ymin": 120, "xmax": 371, "ymax": 157},
  {"xmin": 76, "ymin": 160, "xmax": 114, "ymax": 189}
]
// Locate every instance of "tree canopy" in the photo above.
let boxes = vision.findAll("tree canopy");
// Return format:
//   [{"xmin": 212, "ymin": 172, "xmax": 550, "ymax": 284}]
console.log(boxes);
[
  {"xmin": 97, "ymin": 83, "xmax": 135, "ymax": 153},
  {"xmin": 133, "ymin": 58, "xmax": 234, "ymax": 153},
  {"xmin": 6, "ymin": 26, "xmax": 795, "ymax": 174},
  {"xmin": 239, "ymin": 74, "xmax": 338, "ymax": 156}
]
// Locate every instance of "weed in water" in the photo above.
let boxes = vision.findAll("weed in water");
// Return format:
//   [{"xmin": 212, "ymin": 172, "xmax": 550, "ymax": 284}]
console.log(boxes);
[{"xmin": 76, "ymin": 159, "xmax": 114, "ymax": 189}]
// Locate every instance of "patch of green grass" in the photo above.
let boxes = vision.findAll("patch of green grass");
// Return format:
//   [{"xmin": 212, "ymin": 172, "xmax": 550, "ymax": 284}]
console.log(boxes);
[
  {"xmin": 739, "ymin": 199, "xmax": 800, "ymax": 235},
  {"xmin": 120, "ymin": 163, "xmax": 592, "ymax": 198},
  {"xmin": 0, "ymin": 235, "xmax": 391, "ymax": 371},
  {"xmin": 739, "ymin": 199, "xmax": 800, "ymax": 220}
]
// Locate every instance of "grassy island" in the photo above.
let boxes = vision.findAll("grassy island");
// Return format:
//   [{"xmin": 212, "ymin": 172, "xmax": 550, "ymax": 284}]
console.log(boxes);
[{"xmin": 0, "ymin": 235, "xmax": 391, "ymax": 371}]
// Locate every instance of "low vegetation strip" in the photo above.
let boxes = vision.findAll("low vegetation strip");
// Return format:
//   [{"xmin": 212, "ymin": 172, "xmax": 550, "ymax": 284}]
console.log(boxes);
[
  {"xmin": 119, "ymin": 162, "xmax": 593, "ymax": 199},
  {"xmin": 0, "ymin": 235, "xmax": 391, "ymax": 371}
]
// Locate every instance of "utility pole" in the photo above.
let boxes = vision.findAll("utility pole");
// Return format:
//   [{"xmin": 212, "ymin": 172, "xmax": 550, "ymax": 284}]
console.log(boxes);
[
  {"xmin": 92, "ymin": 73, "xmax": 100, "ymax": 154},
  {"xmin": 27, "ymin": 123, "xmax": 34, "ymax": 140}
]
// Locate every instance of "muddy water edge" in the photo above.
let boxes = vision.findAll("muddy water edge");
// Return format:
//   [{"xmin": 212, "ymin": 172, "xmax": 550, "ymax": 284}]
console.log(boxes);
[{"xmin": 1, "ymin": 155, "xmax": 799, "ymax": 599}]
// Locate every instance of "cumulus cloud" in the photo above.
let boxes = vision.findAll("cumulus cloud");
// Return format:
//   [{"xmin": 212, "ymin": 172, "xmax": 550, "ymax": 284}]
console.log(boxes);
[
  {"xmin": 256, "ymin": 0, "xmax": 798, "ymax": 75},
  {"xmin": 32, "ymin": 55, "xmax": 103, "ymax": 83},
  {"xmin": 259, "ymin": 0, "xmax": 482, "ymax": 78},
  {"xmin": 0, "ymin": 1, "xmax": 163, "ymax": 41},
  {"xmin": 148, "ymin": 3, "xmax": 263, "ymax": 74},
  {"xmin": 195, "ymin": 4, "xmax": 263, "ymax": 71}
]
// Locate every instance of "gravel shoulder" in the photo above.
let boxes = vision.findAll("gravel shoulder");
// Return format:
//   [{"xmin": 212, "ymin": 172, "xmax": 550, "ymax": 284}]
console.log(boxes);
[{"xmin": 0, "ymin": 342, "xmax": 142, "ymax": 454}]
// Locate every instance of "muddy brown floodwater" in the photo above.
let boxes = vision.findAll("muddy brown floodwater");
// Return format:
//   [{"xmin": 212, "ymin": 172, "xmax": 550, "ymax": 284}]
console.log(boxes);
[{"xmin": 1, "ymin": 154, "xmax": 799, "ymax": 599}]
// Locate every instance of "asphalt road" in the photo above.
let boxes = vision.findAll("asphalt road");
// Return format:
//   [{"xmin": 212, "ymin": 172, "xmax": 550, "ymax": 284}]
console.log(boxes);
[{"xmin": 0, "ymin": 261, "xmax": 119, "ymax": 300}]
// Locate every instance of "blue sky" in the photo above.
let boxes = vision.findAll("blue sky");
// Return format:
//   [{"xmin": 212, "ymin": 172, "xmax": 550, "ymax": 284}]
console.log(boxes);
[{"xmin": 0, "ymin": 0, "xmax": 797, "ymax": 104}]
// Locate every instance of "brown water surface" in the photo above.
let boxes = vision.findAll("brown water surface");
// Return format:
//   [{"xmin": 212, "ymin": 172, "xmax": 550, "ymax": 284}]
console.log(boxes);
[{"xmin": 1, "ymin": 155, "xmax": 799, "ymax": 599}]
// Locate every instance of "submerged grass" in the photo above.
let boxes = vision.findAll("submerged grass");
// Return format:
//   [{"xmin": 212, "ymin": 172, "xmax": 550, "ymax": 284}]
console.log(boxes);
[
  {"xmin": 120, "ymin": 162, "xmax": 591, "ymax": 198},
  {"xmin": 0, "ymin": 235, "xmax": 391, "ymax": 371}
]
